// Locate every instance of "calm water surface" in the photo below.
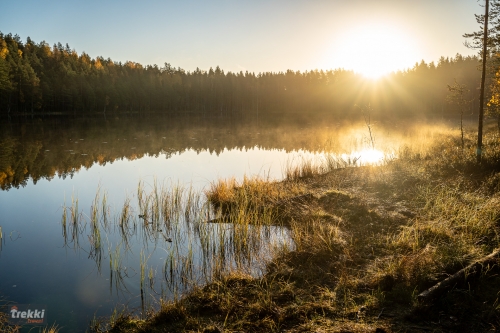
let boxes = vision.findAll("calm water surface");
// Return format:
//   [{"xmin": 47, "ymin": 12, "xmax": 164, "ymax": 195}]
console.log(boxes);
[{"xmin": 1, "ymin": 117, "xmax": 358, "ymax": 332}]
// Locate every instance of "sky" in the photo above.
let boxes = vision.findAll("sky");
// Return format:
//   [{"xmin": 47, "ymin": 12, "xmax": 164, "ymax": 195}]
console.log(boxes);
[{"xmin": 0, "ymin": 0, "xmax": 485, "ymax": 76}]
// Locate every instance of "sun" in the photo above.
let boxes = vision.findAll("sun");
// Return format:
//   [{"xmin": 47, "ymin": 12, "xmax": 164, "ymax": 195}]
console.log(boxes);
[{"xmin": 328, "ymin": 24, "xmax": 418, "ymax": 79}]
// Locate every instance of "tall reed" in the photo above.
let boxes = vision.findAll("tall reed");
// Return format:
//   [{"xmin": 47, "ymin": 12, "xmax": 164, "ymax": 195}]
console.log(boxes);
[
  {"xmin": 61, "ymin": 198, "xmax": 67, "ymax": 246},
  {"xmin": 109, "ymin": 243, "xmax": 126, "ymax": 295},
  {"xmin": 69, "ymin": 192, "xmax": 81, "ymax": 248}
]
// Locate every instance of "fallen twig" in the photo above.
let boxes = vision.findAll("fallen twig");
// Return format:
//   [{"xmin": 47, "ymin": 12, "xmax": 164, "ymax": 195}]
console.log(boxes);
[{"xmin": 417, "ymin": 248, "xmax": 500, "ymax": 302}]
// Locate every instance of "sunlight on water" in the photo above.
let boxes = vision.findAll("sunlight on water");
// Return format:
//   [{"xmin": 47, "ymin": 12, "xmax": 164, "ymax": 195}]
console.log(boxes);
[{"xmin": 343, "ymin": 148, "xmax": 387, "ymax": 166}]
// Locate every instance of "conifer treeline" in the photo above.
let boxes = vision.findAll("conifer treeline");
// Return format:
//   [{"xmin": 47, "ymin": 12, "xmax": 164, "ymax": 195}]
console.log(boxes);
[{"xmin": 0, "ymin": 32, "xmax": 483, "ymax": 119}]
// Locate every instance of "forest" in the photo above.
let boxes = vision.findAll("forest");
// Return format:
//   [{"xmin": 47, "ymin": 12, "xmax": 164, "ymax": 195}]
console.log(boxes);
[{"xmin": 0, "ymin": 32, "xmax": 486, "ymax": 120}]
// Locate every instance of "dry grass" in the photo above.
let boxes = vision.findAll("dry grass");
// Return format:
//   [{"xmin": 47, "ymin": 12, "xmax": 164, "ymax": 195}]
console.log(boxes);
[
  {"xmin": 206, "ymin": 176, "xmax": 303, "ymax": 212},
  {"xmin": 0, "ymin": 314, "xmax": 59, "ymax": 333}
]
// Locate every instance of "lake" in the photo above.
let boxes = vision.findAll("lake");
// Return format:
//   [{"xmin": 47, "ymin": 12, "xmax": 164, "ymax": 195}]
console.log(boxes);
[{"xmin": 0, "ymin": 115, "xmax": 400, "ymax": 332}]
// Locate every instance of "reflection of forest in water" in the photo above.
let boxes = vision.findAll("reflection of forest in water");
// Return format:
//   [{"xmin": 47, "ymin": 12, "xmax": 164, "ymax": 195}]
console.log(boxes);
[{"xmin": 0, "ymin": 116, "xmax": 349, "ymax": 190}]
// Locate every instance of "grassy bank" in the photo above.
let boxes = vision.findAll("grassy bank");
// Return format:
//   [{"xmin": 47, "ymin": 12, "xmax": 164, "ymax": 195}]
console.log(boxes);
[{"xmin": 86, "ymin": 126, "xmax": 500, "ymax": 333}]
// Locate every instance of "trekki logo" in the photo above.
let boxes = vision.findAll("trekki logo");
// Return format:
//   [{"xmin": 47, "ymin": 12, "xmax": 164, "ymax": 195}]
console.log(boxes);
[{"xmin": 7, "ymin": 304, "xmax": 47, "ymax": 325}]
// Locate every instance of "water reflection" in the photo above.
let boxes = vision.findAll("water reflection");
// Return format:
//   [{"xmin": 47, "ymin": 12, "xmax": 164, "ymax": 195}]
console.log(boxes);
[{"xmin": 0, "ymin": 116, "xmax": 393, "ymax": 191}]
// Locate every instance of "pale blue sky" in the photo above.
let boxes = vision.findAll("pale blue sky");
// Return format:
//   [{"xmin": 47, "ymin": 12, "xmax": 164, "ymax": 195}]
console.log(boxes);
[{"xmin": 0, "ymin": 0, "xmax": 483, "ymax": 74}]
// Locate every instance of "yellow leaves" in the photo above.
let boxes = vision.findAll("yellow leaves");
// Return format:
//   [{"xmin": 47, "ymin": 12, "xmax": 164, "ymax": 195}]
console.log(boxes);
[
  {"xmin": 125, "ymin": 61, "xmax": 143, "ymax": 70},
  {"xmin": 0, "ymin": 167, "xmax": 15, "ymax": 187},
  {"xmin": 0, "ymin": 172, "xmax": 7, "ymax": 185},
  {"xmin": 4, "ymin": 166, "xmax": 14, "ymax": 177},
  {"xmin": 94, "ymin": 59, "xmax": 103, "ymax": 70},
  {"xmin": 489, "ymin": 91, "xmax": 500, "ymax": 106},
  {"xmin": 489, "ymin": 70, "xmax": 500, "ymax": 106},
  {"xmin": 97, "ymin": 154, "xmax": 106, "ymax": 165},
  {"xmin": 17, "ymin": 49, "xmax": 22, "ymax": 58},
  {"xmin": 80, "ymin": 53, "xmax": 91, "ymax": 65},
  {"xmin": 0, "ymin": 47, "xmax": 7, "ymax": 59},
  {"xmin": 42, "ymin": 44, "xmax": 52, "ymax": 57},
  {"xmin": 0, "ymin": 39, "xmax": 8, "ymax": 59}
]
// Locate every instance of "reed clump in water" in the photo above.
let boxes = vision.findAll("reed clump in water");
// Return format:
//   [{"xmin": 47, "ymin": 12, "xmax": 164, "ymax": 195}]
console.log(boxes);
[
  {"xmin": 206, "ymin": 175, "xmax": 304, "ymax": 225},
  {"xmin": 96, "ymin": 126, "xmax": 500, "ymax": 333}
]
